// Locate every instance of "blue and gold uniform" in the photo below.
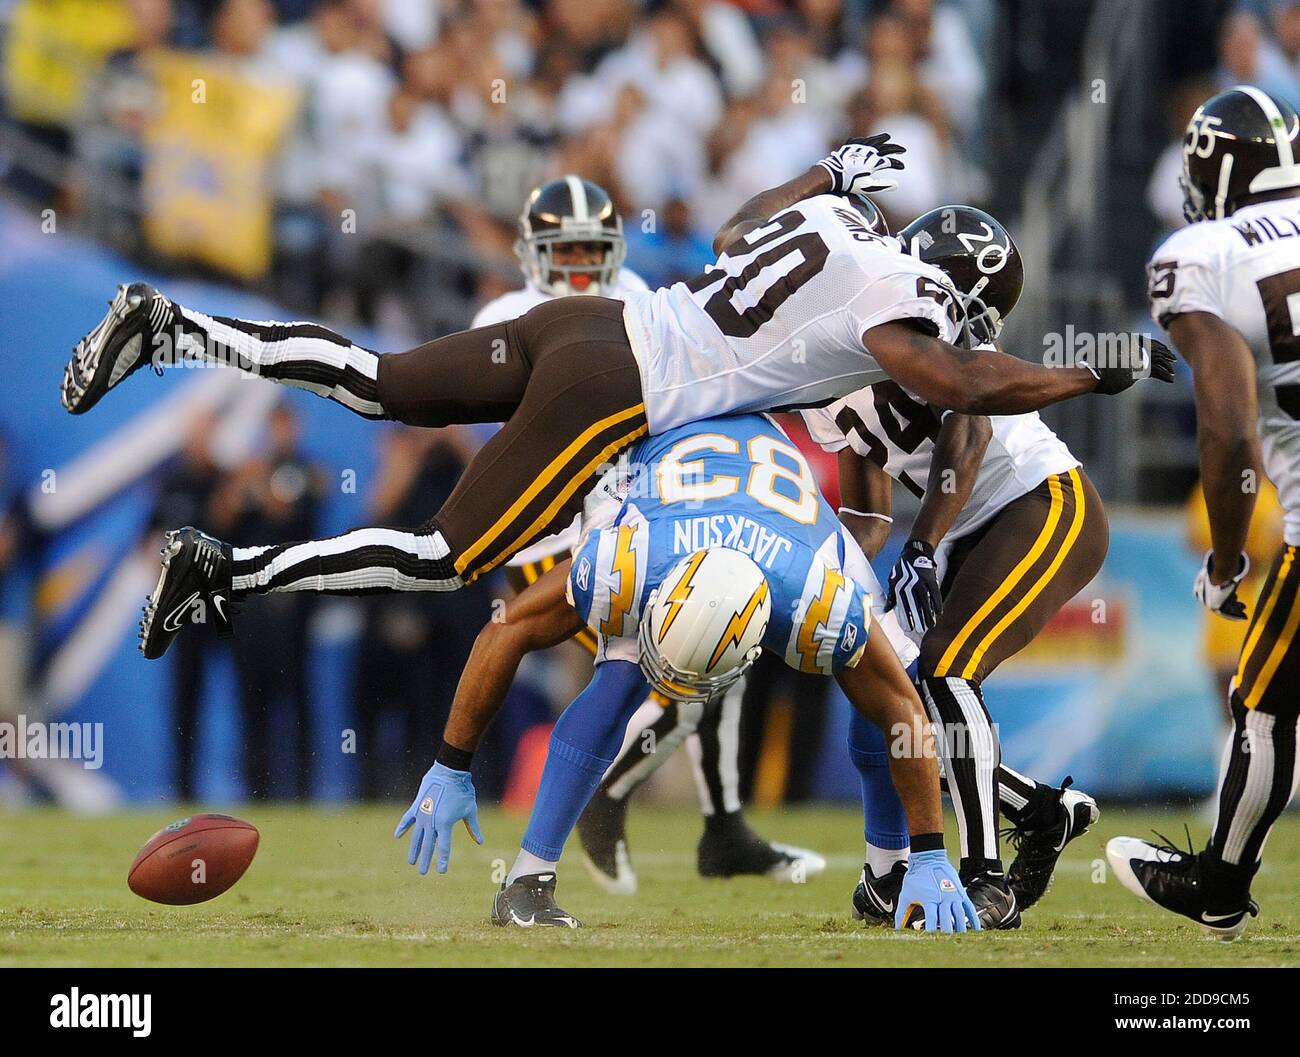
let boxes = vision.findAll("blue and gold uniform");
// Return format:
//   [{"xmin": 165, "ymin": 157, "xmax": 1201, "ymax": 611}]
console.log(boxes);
[{"xmin": 567, "ymin": 414, "xmax": 890, "ymax": 675}]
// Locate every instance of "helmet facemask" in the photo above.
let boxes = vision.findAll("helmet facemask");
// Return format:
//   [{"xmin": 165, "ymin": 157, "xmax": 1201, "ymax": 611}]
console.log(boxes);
[
  {"xmin": 952, "ymin": 277, "xmax": 1003, "ymax": 348},
  {"xmin": 636, "ymin": 606, "xmax": 759, "ymax": 703},
  {"xmin": 516, "ymin": 222, "xmax": 626, "ymax": 297}
]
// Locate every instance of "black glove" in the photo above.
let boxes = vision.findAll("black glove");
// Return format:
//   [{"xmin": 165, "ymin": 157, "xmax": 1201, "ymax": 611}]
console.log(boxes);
[
  {"xmin": 885, "ymin": 539, "xmax": 943, "ymax": 634},
  {"xmin": 1083, "ymin": 336, "xmax": 1177, "ymax": 395}
]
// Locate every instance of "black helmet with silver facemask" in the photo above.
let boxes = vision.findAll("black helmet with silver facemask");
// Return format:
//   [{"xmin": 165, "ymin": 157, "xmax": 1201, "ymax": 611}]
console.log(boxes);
[
  {"xmin": 899, "ymin": 205, "xmax": 1023, "ymax": 347},
  {"xmin": 515, "ymin": 175, "xmax": 627, "ymax": 296}
]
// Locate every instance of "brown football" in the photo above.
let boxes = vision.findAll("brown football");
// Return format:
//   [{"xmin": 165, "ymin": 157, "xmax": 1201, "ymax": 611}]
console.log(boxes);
[{"xmin": 127, "ymin": 814, "xmax": 259, "ymax": 905}]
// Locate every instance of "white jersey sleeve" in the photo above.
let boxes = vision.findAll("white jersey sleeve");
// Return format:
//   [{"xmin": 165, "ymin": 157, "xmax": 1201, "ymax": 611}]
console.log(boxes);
[
  {"xmin": 800, "ymin": 405, "xmax": 851, "ymax": 454},
  {"xmin": 1148, "ymin": 202, "xmax": 1300, "ymax": 545},
  {"xmin": 1146, "ymin": 224, "xmax": 1230, "ymax": 326}
]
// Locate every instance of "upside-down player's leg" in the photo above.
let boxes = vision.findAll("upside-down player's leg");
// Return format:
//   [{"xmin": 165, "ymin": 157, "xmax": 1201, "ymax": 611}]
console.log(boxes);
[
  {"xmin": 493, "ymin": 660, "xmax": 652, "ymax": 929},
  {"xmin": 134, "ymin": 300, "xmax": 648, "ymax": 656}
]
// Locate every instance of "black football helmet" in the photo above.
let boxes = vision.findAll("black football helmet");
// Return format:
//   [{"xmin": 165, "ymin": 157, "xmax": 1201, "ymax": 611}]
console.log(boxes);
[
  {"xmin": 847, "ymin": 194, "xmax": 890, "ymax": 236},
  {"xmin": 516, "ymin": 175, "xmax": 627, "ymax": 296},
  {"xmin": 899, "ymin": 205, "xmax": 1023, "ymax": 347},
  {"xmin": 1181, "ymin": 86, "xmax": 1300, "ymax": 222}
]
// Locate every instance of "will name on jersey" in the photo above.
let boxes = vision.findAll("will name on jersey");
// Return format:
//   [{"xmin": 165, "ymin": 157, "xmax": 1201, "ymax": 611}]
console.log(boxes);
[
  {"xmin": 566, "ymin": 414, "xmax": 917, "ymax": 674},
  {"xmin": 1148, "ymin": 199, "xmax": 1300, "ymax": 545}
]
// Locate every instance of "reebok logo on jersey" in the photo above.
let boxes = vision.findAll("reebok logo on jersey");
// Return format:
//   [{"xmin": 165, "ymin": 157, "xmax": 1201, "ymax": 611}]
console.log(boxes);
[
  {"xmin": 575, "ymin": 557, "xmax": 591, "ymax": 592},
  {"xmin": 839, "ymin": 620, "xmax": 857, "ymax": 653}
]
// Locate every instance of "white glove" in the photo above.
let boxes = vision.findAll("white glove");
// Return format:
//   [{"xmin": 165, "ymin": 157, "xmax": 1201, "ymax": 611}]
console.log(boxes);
[
  {"xmin": 817, "ymin": 134, "xmax": 906, "ymax": 198},
  {"xmin": 1194, "ymin": 551, "xmax": 1250, "ymax": 621}
]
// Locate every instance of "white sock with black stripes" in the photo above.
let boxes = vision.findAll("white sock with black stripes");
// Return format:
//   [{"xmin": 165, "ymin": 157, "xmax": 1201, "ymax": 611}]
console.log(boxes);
[
  {"xmin": 1208, "ymin": 700, "xmax": 1300, "ymax": 899},
  {"xmin": 920, "ymin": 675, "xmax": 1003, "ymax": 878},
  {"xmin": 231, "ymin": 526, "xmax": 462, "ymax": 595},
  {"xmin": 166, "ymin": 303, "xmax": 388, "ymax": 418}
]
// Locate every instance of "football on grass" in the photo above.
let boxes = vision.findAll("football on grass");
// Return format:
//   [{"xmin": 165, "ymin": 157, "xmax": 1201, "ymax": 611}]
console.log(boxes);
[{"xmin": 128, "ymin": 814, "xmax": 259, "ymax": 905}]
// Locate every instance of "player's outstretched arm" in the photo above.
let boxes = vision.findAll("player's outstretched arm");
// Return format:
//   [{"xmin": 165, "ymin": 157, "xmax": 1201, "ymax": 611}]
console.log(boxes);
[
  {"xmin": 886, "ymin": 413, "xmax": 991, "ymax": 634},
  {"xmin": 911, "ymin": 413, "xmax": 990, "ymax": 548},
  {"xmin": 1168, "ymin": 310, "xmax": 1262, "ymax": 618},
  {"xmin": 713, "ymin": 135, "xmax": 905, "ymax": 254},
  {"xmin": 443, "ymin": 558, "xmax": 583, "ymax": 755},
  {"xmin": 395, "ymin": 560, "xmax": 583, "ymax": 875},
  {"xmin": 836, "ymin": 618, "xmax": 980, "ymax": 932},
  {"xmin": 864, "ymin": 322, "xmax": 1175, "ymax": 415}
]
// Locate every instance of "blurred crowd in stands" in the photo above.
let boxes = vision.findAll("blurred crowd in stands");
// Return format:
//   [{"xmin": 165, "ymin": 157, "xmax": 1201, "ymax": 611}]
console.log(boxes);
[
  {"xmin": 2, "ymin": 0, "xmax": 992, "ymax": 340},
  {"xmin": 5, "ymin": 0, "xmax": 1299, "ymax": 804}
]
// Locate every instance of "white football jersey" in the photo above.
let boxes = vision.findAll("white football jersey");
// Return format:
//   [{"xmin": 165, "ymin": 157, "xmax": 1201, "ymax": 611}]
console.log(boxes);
[
  {"xmin": 483, "ymin": 268, "xmax": 647, "ymax": 567},
  {"xmin": 470, "ymin": 268, "xmax": 649, "ymax": 329},
  {"xmin": 801, "ymin": 377, "xmax": 1079, "ymax": 543},
  {"xmin": 620, "ymin": 194, "xmax": 964, "ymax": 434},
  {"xmin": 1148, "ymin": 200, "xmax": 1300, "ymax": 544}
]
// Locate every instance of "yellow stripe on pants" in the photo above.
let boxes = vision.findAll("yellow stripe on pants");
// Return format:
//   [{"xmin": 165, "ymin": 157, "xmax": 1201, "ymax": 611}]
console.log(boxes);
[
  {"xmin": 1244, "ymin": 549, "xmax": 1300, "ymax": 710},
  {"xmin": 455, "ymin": 403, "xmax": 645, "ymax": 575},
  {"xmin": 932, "ymin": 474, "xmax": 1066, "ymax": 678},
  {"xmin": 1235, "ymin": 546, "xmax": 1295, "ymax": 692},
  {"xmin": 959, "ymin": 468, "xmax": 1087, "ymax": 680}
]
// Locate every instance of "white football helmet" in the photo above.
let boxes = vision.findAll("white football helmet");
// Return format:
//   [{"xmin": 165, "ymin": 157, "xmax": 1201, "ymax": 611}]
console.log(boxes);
[{"xmin": 637, "ymin": 548, "xmax": 771, "ymax": 703}]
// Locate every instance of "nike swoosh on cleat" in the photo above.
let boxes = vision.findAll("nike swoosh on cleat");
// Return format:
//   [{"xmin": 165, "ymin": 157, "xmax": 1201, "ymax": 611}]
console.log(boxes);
[
  {"xmin": 161, "ymin": 591, "xmax": 200, "ymax": 632},
  {"xmin": 508, "ymin": 911, "xmax": 535, "ymax": 927},
  {"xmin": 867, "ymin": 891, "xmax": 895, "ymax": 914},
  {"xmin": 1199, "ymin": 911, "xmax": 1241, "ymax": 925}
]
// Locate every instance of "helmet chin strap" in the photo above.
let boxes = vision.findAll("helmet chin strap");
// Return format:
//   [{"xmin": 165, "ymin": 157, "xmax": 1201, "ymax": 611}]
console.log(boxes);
[{"xmin": 1214, "ymin": 152, "xmax": 1234, "ymax": 220}]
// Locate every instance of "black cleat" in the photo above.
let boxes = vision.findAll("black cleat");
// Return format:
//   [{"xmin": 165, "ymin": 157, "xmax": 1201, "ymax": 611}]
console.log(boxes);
[
  {"xmin": 491, "ymin": 873, "xmax": 581, "ymax": 929},
  {"xmin": 139, "ymin": 527, "xmax": 233, "ymax": 660},
  {"xmin": 1106, "ymin": 836, "xmax": 1259, "ymax": 940},
  {"xmin": 697, "ymin": 812, "xmax": 826, "ymax": 883},
  {"xmin": 965, "ymin": 872, "xmax": 1022, "ymax": 930},
  {"xmin": 1005, "ymin": 777, "xmax": 1099, "ymax": 910},
  {"xmin": 851, "ymin": 862, "xmax": 907, "ymax": 925},
  {"xmin": 61, "ymin": 282, "xmax": 169, "ymax": 414},
  {"xmin": 577, "ymin": 789, "xmax": 637, "ymax": 895}
]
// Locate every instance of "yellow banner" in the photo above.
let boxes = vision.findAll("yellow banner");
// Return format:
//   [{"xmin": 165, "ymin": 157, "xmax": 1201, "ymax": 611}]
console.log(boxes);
[{"xmin": 142, "ymin": 52, "xmax": 300, "ymax": 281}]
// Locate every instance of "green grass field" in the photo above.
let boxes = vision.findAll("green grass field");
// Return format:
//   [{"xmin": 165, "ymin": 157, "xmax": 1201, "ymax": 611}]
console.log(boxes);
[{"xmin": 2, "ymin": 804, "xmax": 1298, "ymax": 967}]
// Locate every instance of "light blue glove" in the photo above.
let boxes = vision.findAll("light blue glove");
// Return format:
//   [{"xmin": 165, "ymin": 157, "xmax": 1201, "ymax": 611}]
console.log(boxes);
[
  {"xmin": 895, "ymin": 850, "xmax": 981, "ymax": 933},
  {"xmin": 394, "ymin": 762, "xmax": 483, "ymax": 875}
]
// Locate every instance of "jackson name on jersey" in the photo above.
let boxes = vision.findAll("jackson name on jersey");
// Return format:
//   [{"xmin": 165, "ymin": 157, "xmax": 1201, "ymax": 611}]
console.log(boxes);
[
  {"xmin": 801, "ymin": 375, "xmax": 1079, "ymax": 547},
  {"xmin": 1148, "ymin": 200, "xmax": 1300, "ymax": 544},
  {"xmin": 619, "ymin": 194, "xmax": 966, "ymax": 435},
  {"xmin": 566, "ymin": 414, "xmax": 918, "ymax": 675}
]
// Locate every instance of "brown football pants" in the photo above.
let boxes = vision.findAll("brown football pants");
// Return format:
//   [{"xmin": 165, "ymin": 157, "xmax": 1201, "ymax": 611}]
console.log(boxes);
[{"xmin": 378, "ymin": 296, "xmax": 646, "ymax": 584}]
